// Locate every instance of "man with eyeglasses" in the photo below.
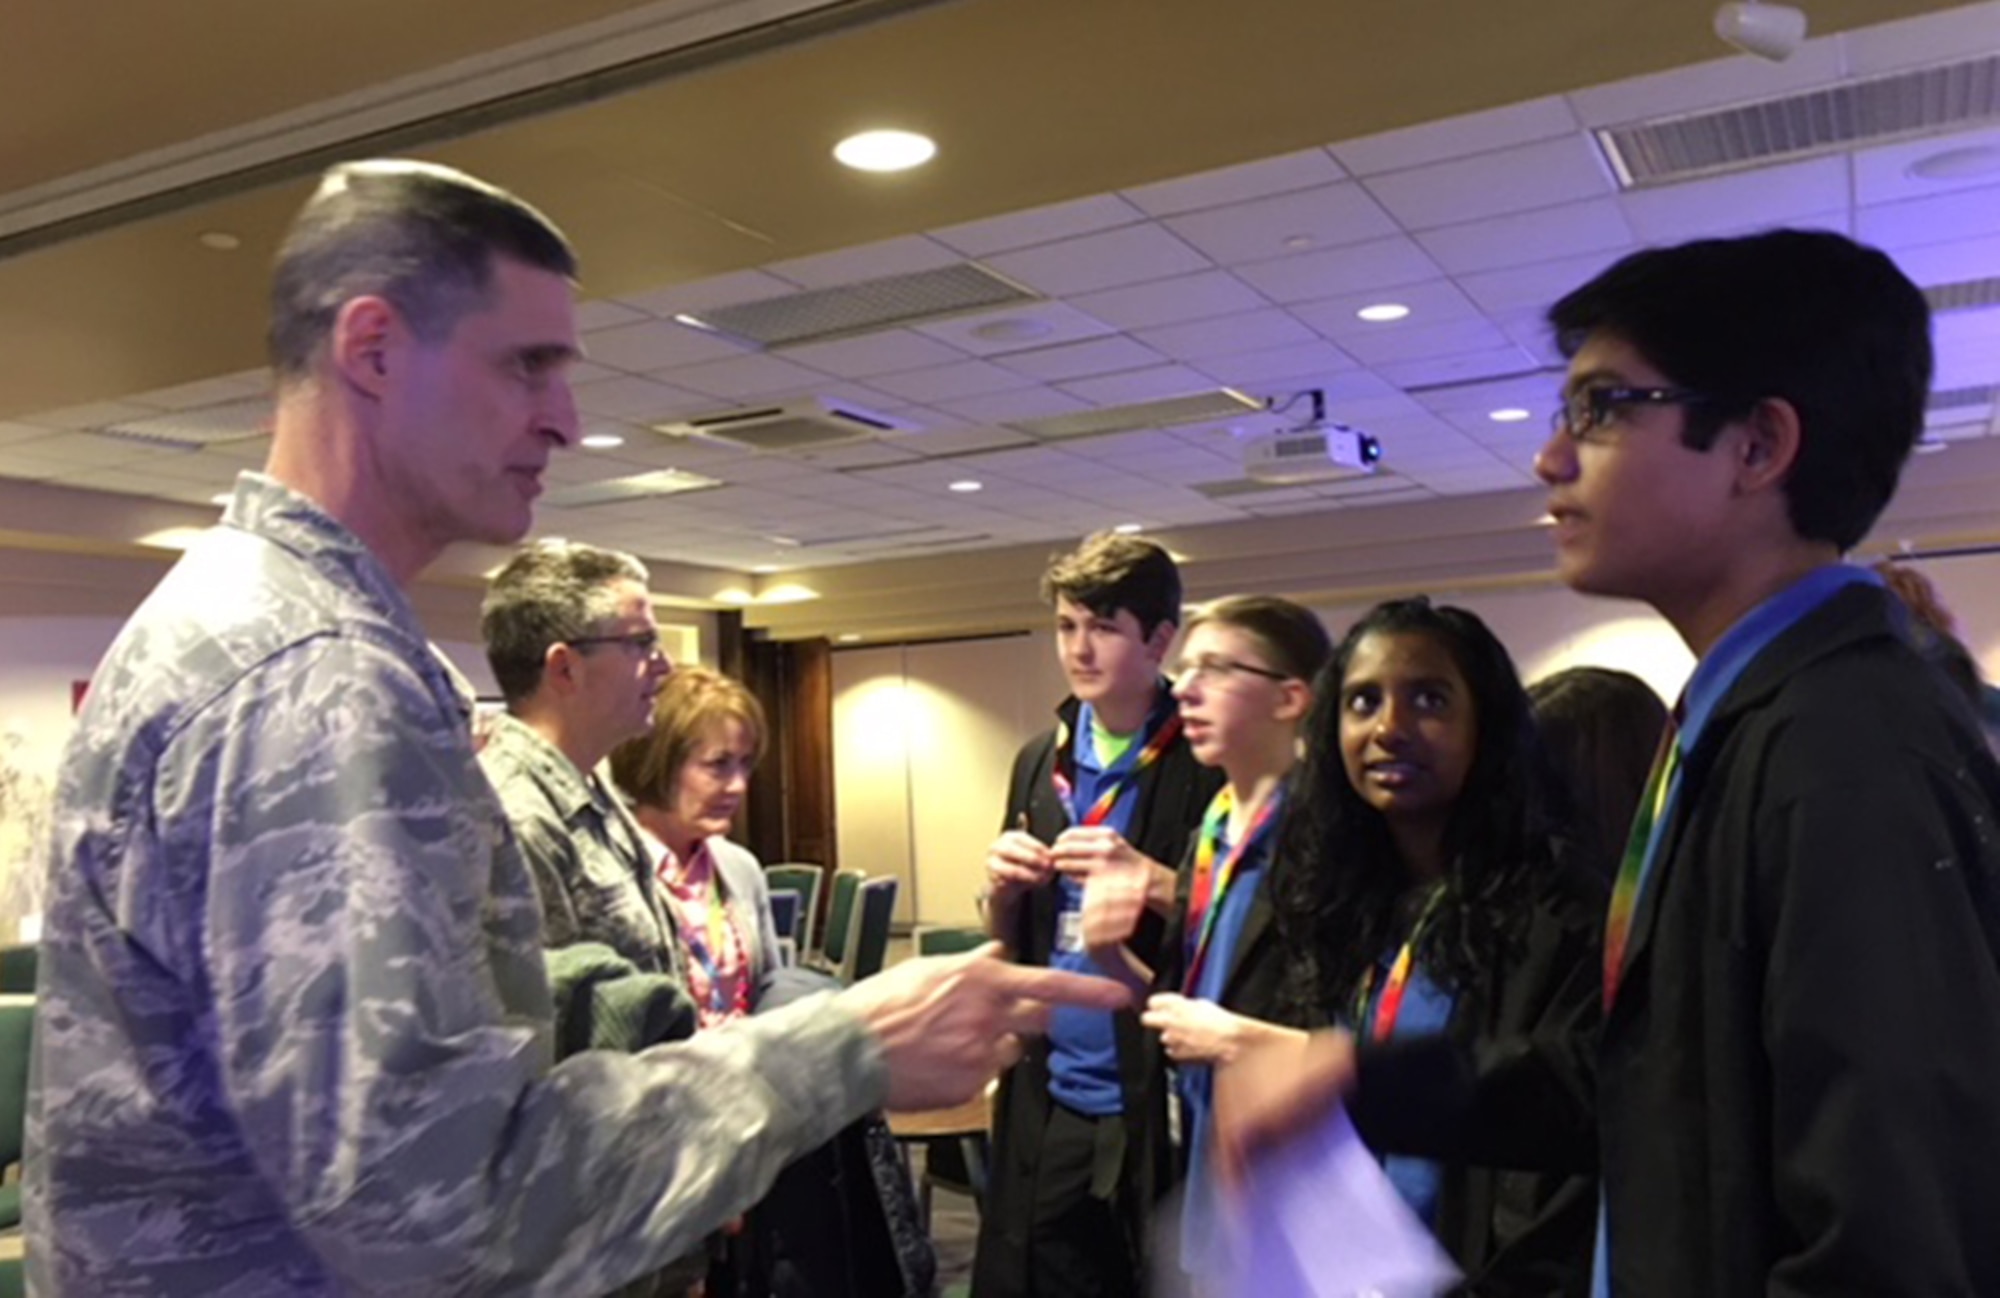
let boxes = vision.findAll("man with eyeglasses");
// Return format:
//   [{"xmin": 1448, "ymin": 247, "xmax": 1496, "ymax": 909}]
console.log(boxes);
[
  {"xmin": 479, "ymin": 540, "xmax": 681, "ymax": 975},
  {"xmin": 1212, "ymin": 230, "xmax": 2000, "ymax": 1298}
]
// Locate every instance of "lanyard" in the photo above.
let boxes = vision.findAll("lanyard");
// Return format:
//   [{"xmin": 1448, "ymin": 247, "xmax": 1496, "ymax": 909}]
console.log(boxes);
[
  {"xmin": 1355, "ymin": 889, "xmax": 1444, "ymax": 1042},
  {"xmin": 660, "ymin": 843, "xmax": 748, "ymax": 1020},
  {"xmin": 1181, "ymin": 785, "xmax": 1283, "ymax": 992},
  {"xmin": 1051, "ymin": 701, "xmax": 1182, "ymax": 828},
  {"xmin": 1603, "ymin": 712, "xmax": 1682, "ymax": 1012}
]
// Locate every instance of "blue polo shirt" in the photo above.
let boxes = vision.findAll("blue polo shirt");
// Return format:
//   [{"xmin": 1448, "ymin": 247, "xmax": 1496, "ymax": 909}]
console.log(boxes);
[
  {"xmin": 1593, "ymin": 563, "xmax": 1880, "ymax": 1296},
  {"xmin": 1046, "ymin": 702, "xmax": 1144, "ymax": 1115}
]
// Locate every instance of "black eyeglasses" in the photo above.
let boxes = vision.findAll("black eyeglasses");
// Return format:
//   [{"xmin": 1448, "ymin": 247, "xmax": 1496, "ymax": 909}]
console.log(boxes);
[
  {"xmin": 566, "ymin": 629, "xmax": 666, "ymax": 659},
  {"xmin": 1552, "ymin": 386, "xmax": 1713, "ymax": 441},
  {"xmin": 1172, "ymin": 655, "xmax": 1292, "ymax": 686}
]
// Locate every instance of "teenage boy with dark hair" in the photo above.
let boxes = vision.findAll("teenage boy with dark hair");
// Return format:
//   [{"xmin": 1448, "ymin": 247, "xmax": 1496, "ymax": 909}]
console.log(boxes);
[{"xmin": 973, "ymin": 533, "xmax": 1222, "ymax": 1298}]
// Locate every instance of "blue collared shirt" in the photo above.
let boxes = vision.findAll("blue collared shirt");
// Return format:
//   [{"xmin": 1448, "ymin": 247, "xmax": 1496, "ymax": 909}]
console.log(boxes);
[{"xmin": 1593, "ymin": 562, "xmax": 1882, "ymax": 1296}]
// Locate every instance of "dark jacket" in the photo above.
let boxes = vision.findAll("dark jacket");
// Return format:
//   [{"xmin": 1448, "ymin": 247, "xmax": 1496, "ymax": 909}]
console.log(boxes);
[
  {"xmin": 1346, "ymin": 873, "xmax": 1603, "ymax": 1297},
  {"xmin": 1598, "ymin": 583, "xmax": 2000, "ymax": 1296},
  {"xmin": 972, "ymin": 692, "xmax": 1221, "ymax": 1298}
]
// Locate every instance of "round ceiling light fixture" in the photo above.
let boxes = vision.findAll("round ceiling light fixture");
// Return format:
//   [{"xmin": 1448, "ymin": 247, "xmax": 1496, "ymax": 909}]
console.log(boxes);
[
  {"xmin": 1356, "ymin": 302, "xmax": 1411, "ymax": 323},
  {"xmin": 1907, "ymin": 144, "xmax": 2000, "ymax": 182},
  {"xmin": 834, "ymin": 129, "xmax": 937, "ymax": 173}
]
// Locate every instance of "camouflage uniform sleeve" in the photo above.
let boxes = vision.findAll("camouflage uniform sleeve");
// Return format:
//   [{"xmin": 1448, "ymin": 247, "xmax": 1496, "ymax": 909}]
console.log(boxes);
[
  {"xmin": 497, "ymin": 791, "xmax": 589, "ymax": 949},
  {"xmin": 168, "ymin": 635, "xmax": 887, "ymax": 1295}
]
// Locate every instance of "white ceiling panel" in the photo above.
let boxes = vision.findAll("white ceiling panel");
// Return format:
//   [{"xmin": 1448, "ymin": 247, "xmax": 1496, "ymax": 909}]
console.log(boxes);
[
  {"xmin": 1619, "ymin": 157, "xmax": 1850, "ymax": 244},
  {"xmin": 868, "ymin": 360, "xmax": 1042, "ymax": 404},
  {"xmin": 1069, "ymin": 270, "xmax": 1270, "ymax": 330},
  {"xmin": 664, "ymin": 353, "xmax": 839, "ymax": 400},
  {"xmin": 899, "ymin": 425, "xmax": 1035, "ymax": 456},
  {"xmin": 912, "ymin": 302, "xmax": 1118, "ymax": 355},
  {"xmin": 929, "ymin": 385, "xmax": 1092, "ymax": 425},
  {"xmin": 1230, "ymin": 236, "xmax": 1445, "ymax": 304},
  {"xmin": 1416, "ymin": 198, "xmax": 1638, "ymax": 276},
  {"xmin": 574, "ymin": 299, "xmax": 648, "ymax": 332},
  {"xmin": 1456, "ymin": 249, "xmax": 1630, "ymax": 315},
  {"xmin": 1362, "ymin": 136, "xmax": 1616, "ymax": 230},
  {"xmin": 1860, "ymin": 178, "xmax": 2000, "ymax": 250},
  {"xmin": 1059, "ymin": 364, "xmax": 1220, "ymax": 406},
  {"xmin": 1331, "ymin": 96, "xmax": 1580, "ymax": 176},
  {"xmin": 994, "ymin": 335, "xmax": 1169, "ymax": 382},
  {"xmin": 1132, "ymin": 309, "xmax": 1320, "ymax": 362},
  {"xmin": 1193, "ymin": 341, "xmax": 1358, "ymax": 388},
  {"xmin": 1121, "ymin": 148, "xmax": 1346, "ymax": 217},
  {"xmin": 1341, "ymin": 317, "xmax": 1518, "ymax": 368},
  {"xmin": 776, "ymin": 330, "xmax": 969, "ymax": 378},
  {"xmin": 1888, "ymin": 231, "xmax": 2000, "ymax": 288},
  {"xmin": 765, "ymin": 235, "xmax": 963, "ymax": 289},
  {"xmin": 1376, "ymin": 344, "xmax": 1545, "ymax": 390},
  {"xmin": 932, "ymin": 194, "xmax": 1148, "ymax": 257},
  {"xmin": 138, "ymin": 370, "xmax": 270, "ymax": 412},
  {"xmin": 581, "ymin": 318, "xmax": 748, "ymax": 370},
  {"xmin": 1853, "ymin": 125, "xmax": 2000, "ymax": 208},
  {"xmin": 618, "ymin": 270, "xmax": 800, "ymax": 319},
  {"xmin": 18, "ymin": 400, "xmax": 166, "ymax": 430},
  {"xmin": 1162, "ymin": 183, "xmax": 1401, "ymax": 264},
  {"xmin": 984, "ymin": 223, "xmax": 1213, "ymax": 296},
  {"xmin": 572, "ymin": 375, "xmax": 713, "ymax": 422},
  {"xmin": 1289, "ymin": 278, "xmax": 1482, "ymax": 340}
]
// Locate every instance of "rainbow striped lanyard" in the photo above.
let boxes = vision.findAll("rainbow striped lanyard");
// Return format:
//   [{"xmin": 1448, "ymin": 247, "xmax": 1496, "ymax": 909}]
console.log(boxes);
[
  {"xmin": 1604, "ymin": 714, "xmax": 1683, "ymax": 1012},
  {"xmin": 1050, "ymin": 702, "xmax": 1183, "ymax": 828},
  {"xmin": 1355, "ymin": 888, "xmax": 1445, "ymax": 1042},
  {"xmin": 1181, "ymin": 785, "xmax": 1283, "ymax": 993}
]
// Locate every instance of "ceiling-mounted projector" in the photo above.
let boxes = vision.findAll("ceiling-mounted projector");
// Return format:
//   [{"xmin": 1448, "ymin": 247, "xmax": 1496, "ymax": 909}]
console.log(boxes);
[{"xmin": 1243, "ymin": 424, "xmax": 1382, "ymax": 485}]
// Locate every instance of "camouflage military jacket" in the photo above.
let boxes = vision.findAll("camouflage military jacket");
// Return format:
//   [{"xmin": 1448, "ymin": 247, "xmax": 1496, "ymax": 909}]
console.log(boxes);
[
  {"xmin": 478, "ymin": 713, "xmax": 684, "ymax": 979},
  {"xmin": 27, "ymin": 473, "xmax": 885, "ymax": 1295}
]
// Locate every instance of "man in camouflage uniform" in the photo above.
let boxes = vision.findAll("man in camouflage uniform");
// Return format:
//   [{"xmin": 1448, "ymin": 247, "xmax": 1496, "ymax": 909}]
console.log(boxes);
[
  {"xmin": 478, "ymin": 542, "xmax": 678, "ymax": 974},
  {"xmin": 26, "ymin": 158, "xmax": 1123, "ymax": 1295}
]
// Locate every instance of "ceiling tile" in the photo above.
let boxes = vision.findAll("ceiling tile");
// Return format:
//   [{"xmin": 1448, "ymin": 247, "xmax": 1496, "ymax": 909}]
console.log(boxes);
[
  {"xmin": 1289, "ymin": 278, "xmax": 1481, "ymax": 340},
  {"xmin": 1162, "ymin": 183, "xmax": 1400, "ymax": 264},
  {"xmin": 1853, "ymin": 125, "xmax": 2000, "ymax": 208},
  {"xmin": 1416, "ymin": 198, "xmax": 1637, "ymax": 275},
  {"xmin": 582, "ymin": 318, "xmax": 749, "ymax": 370},
  {"xmin": 1377, "ymin": 344, "xmax": 1545, "ymax": 390},
  {"xmin": 868, "ymin": 360, "xmax": 1042, "ymax": 404},
  {"xmin": 984, "ymin": 224, "xmax": 1213, "ymax": 296},
  {"xmin": 1363, "ymin": 136, "xmax": 1615, "ymax": 230},
  {"xmin": 1068, "ymin": 270, "xmax": 1269, "ymax": 330},
  {"xmin": 777, "ymin": 330, "xmax": 970, "ymax": 378},
  {"xmin": 1341, "ymin": 317, "xmax": 1517, "ymax": 367},
  {"xmin": 764, "ymin": 235, "xmax": 964, "ymax": 289},
  {"xmin": 1121, "ymin": 148, "xmax": 1346, "ymax": 217},
  {"xmin": 1455, "ymin": 249, "xmax": 1628, "ymax": 315},
  {"xmin": 619, "ymin": 270, "xmax": 800, "ymax": 319},
  {"xmin": 995, "ymin": 336, "xmax": 1168, "ymax": 382},
  {"xmin": 1619, "ymin": 157, "xmax": 1849, "ymax": 244},
  {"xmin": 1132, "ymin": 309, "xmax": 1319, "ymax": 362},
  {"xmin": 1859, "ymin": 180, "xmax": 2000, "ymax": 251},
  {"xmin": 1887, "ymin": 231, "xmax": 2000, "ymax": 289},
  {"xmin": 930, "ymin": 386, "xmax": 1092, "ymax": 425},
  {"xmin": 132, "ymin": 370, "xmax": 270, "ymax": 412},
  {"xmin": 1331, "ymin": 96, "xmax": 1580, "ymax": 176},
  {"xmin": 572, "ymin": 375, "xmax": 713, "ymax": 423},
  {"xmin": 1231, "ymin": 236, "xmax": 1444, "ymax": 304},
  {"xmin": 658, "ymin": 354, "xmax": 834, "ymax": 401},
  {"xmin": 902, "ymin": 424, "xmax": 1039, "ymax": 456},
  {"xmin": 574, "ymin": 299, "xmax": 649, "ymax": 332},
  {"xmin": 1566, "ymin": 42, "xmax": 1845, "ymax": 128},
  {"xmin": 912, "ymin": 302, "xmax": 1119, "ymax": 356},
  {"xmin": 931, "ymin": 194, "xmax": 1148, "ymax": 257},
  {"xmin": 1193, "ymin": 341, "xmax": 1358, "ymax": 387},
  {"xmin": 1059, "ymin": 364, "xmax": 1221, "ymax": 406},
  {"xmin": 17, "ymin": 399, "xmax": 167, "ymax": 430}
]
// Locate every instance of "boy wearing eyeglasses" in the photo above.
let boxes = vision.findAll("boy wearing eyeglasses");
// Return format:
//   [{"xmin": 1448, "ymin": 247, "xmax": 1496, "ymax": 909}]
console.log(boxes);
[
  {"xmin": 973, "ymin": 532, "xmax": 1221, "ymax": 1298},
  {"xmin": 1532, "ymin": 230, "xmax": 2000, "ymax": 1296}
]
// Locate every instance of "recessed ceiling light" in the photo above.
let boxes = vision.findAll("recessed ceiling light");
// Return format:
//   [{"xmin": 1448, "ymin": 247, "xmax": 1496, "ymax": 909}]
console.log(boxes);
[
  {"xmin": 834, "ymin": 129, "xmax": 937, "ymax": 173},
  {"xmin": 198, "ymin": 231, "xmax": 241, "ymax": 252},
  {"xmin": 948, "ymin": 479, "xmax": 983, "ymax": 493},
  {"xmin": 1488, "ymin": 408, "xmax": 1533, "ymax": 423},
  {"xmin": 752, "ymin": 564, "xmax": 781, "ymax": 574},
  {"xmin": 579, "ymin": 432, "xmax": 625, "ymax": 450},
  {"xmin": 1357, "ymin": 303, "xmax": 1411, "ymax": 323},
  {"xmin": 1113, "ymin": 522, "xmax": 1144, "ymax": 534},
  {"xmin": 673, "ymin": 312, "xmax": 718, "ymax": 332},
  {"xmin": 138, "ymin": 526, "xmax": 211, "ymax": 551},
  {"xmin": 1915, "ymin": 438, "xmax": 1949, "ymax": 455},
  {"xmin": 1283, "ymin": 234, "xmax": 1315, "ymax": 251},
  {"xmin": 1907, "ymin": 144, "xmax": 2000, "ymax": 182},
  {"xmin": 836, "ymin": 633, "xmax": 863, "ymax": 643},
  {"xmin": 1536, "ymin": 512, "xmax": 1558, "ymax": 526}
]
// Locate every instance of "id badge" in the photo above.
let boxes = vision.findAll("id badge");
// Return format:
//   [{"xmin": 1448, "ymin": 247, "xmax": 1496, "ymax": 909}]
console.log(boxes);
[{"xmin": 1057, "ymin": 907, "xmax": 1084, "ymax": 953}]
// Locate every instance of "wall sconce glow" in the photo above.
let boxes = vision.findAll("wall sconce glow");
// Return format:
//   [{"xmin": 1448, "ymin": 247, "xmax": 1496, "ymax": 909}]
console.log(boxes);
[
  {"xmin": 1488, "ymin": 408, "xmax": 1532, "ymax": 423},
  {"xmin": 1114, "ymin": 522, "xmax": 1144, "ymax": 534},
  {"xmin": 836, "ymin": 633, "xmax": 863, "ymax": 643},
  {"xmin": 752, "ymin": 564, "xmax": 781, "ymax": 574},
  {"xmin": 579, "ymin": 432, "xmax": 626, "ymax": 449},
  {"xmin": 834, "ymin": 129, "xmax": 937, "ymax": 173},
  {"xmin": 714, "ymin": 587, "xmax": 755, "ymax": 606},
  {"xmin": 1536, "ymin": 512, "xmax": 1558, "ymax": 526},
  {"xmin": 1356, "ymin": 303, "xmax": 1411, "ymax": 323},
  {"xmin": 757, "ymin": 583, "xmax": 822, "ymax": 605},
  {"xmin": 198, "ymin": 231, "xmax": 241, "ymax": 252},
  {"xmin": 138, "ymin": 526, "xmax": 212, "ymax": 551},
  {"xmin": 948, "ymin": 479, "xmax": 983, "ymax": 493},
  {"xmin": 209, "ymin": 492, "xmax": 234, "ymax": 507}
]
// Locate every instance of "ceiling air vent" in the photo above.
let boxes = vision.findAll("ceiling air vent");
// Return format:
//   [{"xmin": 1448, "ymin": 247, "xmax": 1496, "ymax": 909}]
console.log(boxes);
[
  {"xmin": 656, "ymin": 397, "xmax": 912, "ymax": 453},
  {"xmin": 542, "ymin": 468, "xmax": 721, "ymax": 510},
  {"xmin": 1011, "ymin": 389, "xmax": 1264, "ymax": 441},
  {"xmin": 1595, "ymin": 54, "xmax": 2000, "ymax": 188},
  {"xmin": 681, "ymin": 263, "xmax": 1038, "ymax": 347},
  {"xmin": 1928, "ymin": 384, "xmax": 1998, "ymax": 413},
  {"xmin": 94, "ymin": 395, "xmax": 274, "ymax": 449},
  {"xmin": 1923, "ymin": 277, "xmax": 2000, "ymax": 315}
]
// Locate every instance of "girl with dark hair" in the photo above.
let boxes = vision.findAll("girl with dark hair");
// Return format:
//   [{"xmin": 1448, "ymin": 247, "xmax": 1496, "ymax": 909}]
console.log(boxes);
[
  {"xmin": 1527, "ymin": 667, "xmax": 1669, "ymax": 884},
  {"xmin": 1259, "ymin": 597, "xmax": 1603, "ymax": 1296}
]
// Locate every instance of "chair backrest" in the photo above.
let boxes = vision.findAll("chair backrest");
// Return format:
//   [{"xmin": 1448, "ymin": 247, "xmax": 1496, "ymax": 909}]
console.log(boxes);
[
  {"xmin": 850, "ymin": 877, "xmax": 900, "ymax": 981},
  {"xmin": 0, "ymin": 945, "xmax": 35, "ymax": 995},
  {"xmin": 914, "ymin": 924, "xmax": 988, "ymax": 958},
  {"xmin": 764, "ymin": 864, "xmax": 824, "ymax": 953},
  {"xmin": 0, "ymin": 996, "xmax": 33, "ymax": 1172},
  {"xmin": 766, "ymin": 889, "xmax": 801, "ymax": 957},
  {"xmin": 820, "ymin": 869, "xmax": 867, "ymax": 968}
]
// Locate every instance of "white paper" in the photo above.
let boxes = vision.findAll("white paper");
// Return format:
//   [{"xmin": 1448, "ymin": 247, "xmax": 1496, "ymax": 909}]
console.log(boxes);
[{"xmin": 1186, "ymin": 1105, "xmax": 1461, "ymax": 1298}]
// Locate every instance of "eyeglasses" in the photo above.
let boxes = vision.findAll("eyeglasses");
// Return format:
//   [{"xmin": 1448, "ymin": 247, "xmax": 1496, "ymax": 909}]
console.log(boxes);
[
  {"xmin": 566, "ymin": 629, "xmax": 666, "ymax": 659},
  {"xmin": 1172, "ymin": 655, "xmax": 1292, "ymax": 686},
  {"xmin": 1552, "ymin": 385, "xmax": 1713, "ymax": 441}
]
